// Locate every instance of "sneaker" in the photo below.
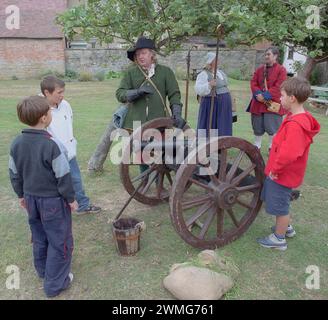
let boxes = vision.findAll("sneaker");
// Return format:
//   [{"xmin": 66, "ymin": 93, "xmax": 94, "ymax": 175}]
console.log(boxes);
[
  {"xmin": 46, "ymin": 273, "xmax": 74, "ymax": 298},
  {"xmin": 61, "ymin": 272, "xmax": 74, "ymax": 293},
  {"xmin": 63, "ymin": 272, "xmax": 74, "ymax": 291},
  {"xmin": 257, "ymin": 233, "xmax": 287, "ymax": 251},
  {"xmin": 68, "ymin": 272, "xmax": 74, "ymax": 283},
  {"xmin": 76, "ymin": 205, "xmax": 101, "ymax": 215},
  {"xmin": 253, "ymin": 144, "xmax": 261, "ymax": 150},
  {"xmin": 290, "ymin": 190, "xmax": 301, "ymax": 201},
  {"xmin": 271, "ymin": 225, "xmax": 296, "ymax": 238}
]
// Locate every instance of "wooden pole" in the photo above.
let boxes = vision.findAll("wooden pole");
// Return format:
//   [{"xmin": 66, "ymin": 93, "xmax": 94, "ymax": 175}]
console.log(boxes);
[
  {"xmin": 208, "ymin": 25, "xmax": 224, "ymax": 137},
  {"xmin": 184, "ymin": 46, "xmax": 197, "ymax": 121}
]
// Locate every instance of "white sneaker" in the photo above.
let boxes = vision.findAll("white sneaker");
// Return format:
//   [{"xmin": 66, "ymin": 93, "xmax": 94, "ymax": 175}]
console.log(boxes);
[
  {"xmin": 257, "ymin": 233, "xmax": 287, "ymax": 251},
  {"xmin": 68, "ymin": 272, "xmax": 74, "ymax": 283},
  {"xmin": 253, "ymin": 144, "xmax": 261, "ymax": 150}
]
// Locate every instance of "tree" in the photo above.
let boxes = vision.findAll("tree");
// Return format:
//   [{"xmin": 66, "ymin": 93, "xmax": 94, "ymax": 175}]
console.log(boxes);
[
  {"xmin": 233, "ymin": 0, "xmax": 328, "ymax": 79},
  {"xmin": 58, "ymin": 0, "xmax": 327, "ymax": 76},
  {"xmin": 87, "ymin": 120, "xmax": 117, "ymax": 172},
  {"xmin": 57, "ymin": 0, "xmax": 230, "ymax": 55}
]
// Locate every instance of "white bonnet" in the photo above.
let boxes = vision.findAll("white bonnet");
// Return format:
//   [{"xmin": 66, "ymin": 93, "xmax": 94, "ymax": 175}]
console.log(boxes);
[{"xmin": 205, "ymin": 52, "xmax": 216, "ymax": 65}]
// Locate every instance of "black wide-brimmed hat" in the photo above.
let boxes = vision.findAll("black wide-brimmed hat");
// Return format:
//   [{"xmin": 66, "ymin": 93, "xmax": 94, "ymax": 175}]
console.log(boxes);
[{"xmin": 127, "ymin": 37, "xmax": 156, "ymax": 61}]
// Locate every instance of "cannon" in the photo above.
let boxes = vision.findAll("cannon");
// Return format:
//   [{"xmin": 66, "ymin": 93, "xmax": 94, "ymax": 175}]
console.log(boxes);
[{"xmin": 119, "ymin": 117, "xmax": 266, "ymax": 250}]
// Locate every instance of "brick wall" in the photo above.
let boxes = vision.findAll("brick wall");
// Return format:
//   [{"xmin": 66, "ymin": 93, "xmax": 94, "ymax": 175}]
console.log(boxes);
[{"xmin": 0, "ymin": 38, "xmax": 65, "ymax": 79}]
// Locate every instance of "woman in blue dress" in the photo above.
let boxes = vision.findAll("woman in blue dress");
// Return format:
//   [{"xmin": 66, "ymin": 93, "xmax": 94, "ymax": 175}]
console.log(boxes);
[{"xmin": 195, "ymin": 52, "xmax": 233, "ymax": 137}]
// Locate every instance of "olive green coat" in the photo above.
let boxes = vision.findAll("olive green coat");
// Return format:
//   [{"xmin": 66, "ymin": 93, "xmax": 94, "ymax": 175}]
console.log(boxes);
[{"xmin": 116, "ymin": 63, "xmax": 182, "ymax": 130}]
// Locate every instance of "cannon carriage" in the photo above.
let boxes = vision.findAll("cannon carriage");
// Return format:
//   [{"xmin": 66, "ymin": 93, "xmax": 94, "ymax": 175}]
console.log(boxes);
[{"xmin": 119, "ymin": 117, "xmax": 266, "ymax": 250}]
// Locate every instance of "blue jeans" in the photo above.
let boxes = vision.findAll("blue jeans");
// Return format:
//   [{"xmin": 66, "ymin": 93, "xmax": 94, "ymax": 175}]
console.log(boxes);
[{"xmin": 69, "ymin": 157, "xmax": 90, "ymax": 211}]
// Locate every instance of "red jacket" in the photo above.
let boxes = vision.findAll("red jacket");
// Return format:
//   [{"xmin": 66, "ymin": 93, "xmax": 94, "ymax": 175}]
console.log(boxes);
[
  {"xmin": 250, "ymin": 63, "xmax": 287, "ymax": 116},
  {"xmin": 265, "ymin": 111, "xmax": 320, "ymax": 188}
]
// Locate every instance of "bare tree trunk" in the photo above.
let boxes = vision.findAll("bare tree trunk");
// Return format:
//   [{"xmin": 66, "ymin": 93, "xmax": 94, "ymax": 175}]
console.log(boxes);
[
  {"xmin": 298, "ymin": 56, "xmax": 317, "ymax": 80},
  {"xmin": 88, "ymin": 120, "xmax": 117, "ymax": 172}
]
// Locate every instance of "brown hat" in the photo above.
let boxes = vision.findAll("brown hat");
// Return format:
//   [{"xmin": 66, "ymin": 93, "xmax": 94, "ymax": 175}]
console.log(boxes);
[{"xmin": 127, "ymin": 37, "xmax": 156, "ymax": 61}]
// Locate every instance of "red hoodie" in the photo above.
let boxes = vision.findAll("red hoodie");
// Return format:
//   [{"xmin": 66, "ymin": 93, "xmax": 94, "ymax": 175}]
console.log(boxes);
[{"xmin": 265, "ymin": 111, "xmax": 320, "ymax": 188}]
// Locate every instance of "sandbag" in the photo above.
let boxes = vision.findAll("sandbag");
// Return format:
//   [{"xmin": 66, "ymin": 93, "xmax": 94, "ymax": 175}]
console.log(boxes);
[{"xmin": 163, "ymin": 265, "xmax": 233, "ymax": 300}]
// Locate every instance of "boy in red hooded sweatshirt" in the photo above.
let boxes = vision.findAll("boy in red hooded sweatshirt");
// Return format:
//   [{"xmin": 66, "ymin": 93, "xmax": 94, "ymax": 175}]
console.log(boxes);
[{"xmin": 257, "ymin": 77, "xmax": 320, "ymax": 251}]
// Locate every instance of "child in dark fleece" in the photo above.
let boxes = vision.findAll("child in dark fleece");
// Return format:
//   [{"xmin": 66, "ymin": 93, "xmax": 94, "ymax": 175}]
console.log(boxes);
[{"xmin": 9, "ymin": 96, "xmax": 78, "ymax": 297}]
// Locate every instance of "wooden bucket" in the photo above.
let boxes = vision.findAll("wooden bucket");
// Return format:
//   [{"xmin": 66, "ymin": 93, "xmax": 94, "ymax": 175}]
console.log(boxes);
[{"xmin": 112, "ymin": 217, "xmax": 145, "ymax": 256}]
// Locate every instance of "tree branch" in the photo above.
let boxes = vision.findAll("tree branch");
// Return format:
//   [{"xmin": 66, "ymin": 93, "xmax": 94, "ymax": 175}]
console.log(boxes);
[{"xmin": 315, "ymin": 55, "xmax": 328, "ymax": 63}]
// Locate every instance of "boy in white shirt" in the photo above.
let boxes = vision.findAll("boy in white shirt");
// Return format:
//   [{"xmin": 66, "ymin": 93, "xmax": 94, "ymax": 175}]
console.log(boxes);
[{"xmin": 41, "ymin": 76, "xmax": 101, "ymax": 215}]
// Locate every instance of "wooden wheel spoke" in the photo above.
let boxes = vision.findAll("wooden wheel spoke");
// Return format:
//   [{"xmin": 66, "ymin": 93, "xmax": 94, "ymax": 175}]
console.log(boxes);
[
  {"xmin": 227, "ymin": 208, "xmax": 240, "ymax": 227},
  {"xmin": 182, "ymin": 194, "xmax": 212, "ymax": 210},
  {"xmin": 217, "ymin": 207, "xmax": 225, "ymax": 237},
  {"xmin": 218, "ymin": 149, "xmax": 227, "ymax": 182},
  {"xmin": 236, "ymin": 183, "xmax": 261, "ymax": 193},
  {"xmin": 226, "ymin": 150, "xmax": 245, "ymax": 182},
  {"xmin": 185, "ymin": 201, "xmax": 213, "ymax": 228},
  {"xmin": 231, "ymin": 164, "xmax": 256, "ymax": 186},
  {"xmin": 165, "ymin": 172, "xmax": 173, "ymax": 185},
  {"xmin": 236, "ymin": 197, "xmax": 253, "ymax": 209},
  {"xmin": 131, "ymin": 165, "xmax": 155, "ymax": 183},
  {"xmin": 156, "ymin": 172, "xmax": 165, "ymax": 198},
  {"xmin": 188, "ymin": 177, "xmax": 213, "ymax": 191},
  {"xmin": 140, "ymin": 171, "xmax": 158, "ymax": 194},
  {"xmin": 206, "ymin": 166, "xmax": 220, "ymax": 186},
  {"xmin": 199, "ymin": 207, "xmax": 216, "ymax": 239}
]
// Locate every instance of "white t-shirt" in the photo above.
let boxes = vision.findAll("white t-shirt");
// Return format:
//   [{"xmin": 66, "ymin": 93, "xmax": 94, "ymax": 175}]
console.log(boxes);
[{"xmin": 47, "ymin": 99, "xmax": 77, "ymax": 160}]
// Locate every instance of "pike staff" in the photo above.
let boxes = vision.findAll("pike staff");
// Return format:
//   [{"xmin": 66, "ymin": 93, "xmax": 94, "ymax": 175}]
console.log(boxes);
[
  {"xmin": 184, "ymin": 45, "xmax": 197, "ymax": 121},
  {"xmin": 208, "ymin": 24, "xmax": 224, "ymax": 137}
]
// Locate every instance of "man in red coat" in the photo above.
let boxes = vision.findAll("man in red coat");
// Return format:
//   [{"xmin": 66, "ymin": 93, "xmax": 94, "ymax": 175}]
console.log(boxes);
[{"xmin": 250, "ymin": 47, "xmax": 287, "ymax": 152}]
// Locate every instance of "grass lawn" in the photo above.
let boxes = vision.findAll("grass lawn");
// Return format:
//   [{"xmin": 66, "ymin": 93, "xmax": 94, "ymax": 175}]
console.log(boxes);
[{"xmin": 0, "ymin": 78, "xmax": 327, "ymax": 300}]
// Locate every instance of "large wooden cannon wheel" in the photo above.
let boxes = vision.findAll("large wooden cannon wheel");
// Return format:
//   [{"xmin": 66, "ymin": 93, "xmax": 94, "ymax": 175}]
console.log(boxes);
[
  {"xmin": 170, "ymin": 136, "xmax": 265, "ymax": 249},
  {"xmin": 120, "ymin": 118, "xmax": 192, "ymax": 206}
]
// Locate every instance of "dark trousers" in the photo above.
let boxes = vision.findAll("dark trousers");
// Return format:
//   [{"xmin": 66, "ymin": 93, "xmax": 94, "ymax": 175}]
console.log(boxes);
[{"xmin": 24, "ymin": 194, "xmax": 73, "ymax": 297}]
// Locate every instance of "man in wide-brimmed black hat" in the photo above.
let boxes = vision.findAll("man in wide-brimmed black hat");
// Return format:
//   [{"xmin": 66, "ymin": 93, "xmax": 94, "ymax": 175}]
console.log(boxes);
[{"xmin": 116, "ymin": 36, "xmax": 185, "ymax": 130}]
